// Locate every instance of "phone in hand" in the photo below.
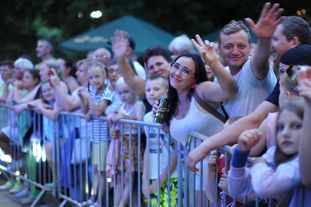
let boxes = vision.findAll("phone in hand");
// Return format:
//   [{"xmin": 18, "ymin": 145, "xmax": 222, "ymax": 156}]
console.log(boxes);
[{"xmin": 27, "ymin": 104, "xmax": 34, "ymax": 109}]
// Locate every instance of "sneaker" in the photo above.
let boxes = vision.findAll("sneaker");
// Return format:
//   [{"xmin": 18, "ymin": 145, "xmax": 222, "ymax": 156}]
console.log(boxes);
[
  {"xmin": 0, "ymin": 180, "xmax": 13, "ymax": 190},
  {"xmin": 14, "ymin": 187, "xmax": 30, "ymax": 199},
  {"xmin": 19, "ymin": 195, "xmax": 35, "ymax": 206},
  {"xmin": 9, "ymin": 181, "xmax": 23, "ymax": 193}
]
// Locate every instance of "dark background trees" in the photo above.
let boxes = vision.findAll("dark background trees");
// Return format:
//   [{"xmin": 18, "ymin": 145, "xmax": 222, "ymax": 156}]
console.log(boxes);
[{"xmin": 0, "ymin": 0, "xmax": 310, "ymax": 62}]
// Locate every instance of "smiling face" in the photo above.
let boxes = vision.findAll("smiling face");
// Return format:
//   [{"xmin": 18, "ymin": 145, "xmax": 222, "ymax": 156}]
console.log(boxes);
[
  {"xmin": 276, "ymin": 109, "xmax": 302, "ymax": 156},
  {"xmin": 41, "ymin": 82, "xmax": 55, "ymax": 102},
  {"xmin": 145, "ymin": 78, "xmax": 168, "ymax": 105},
  {"xmin": 146, "ymin": 55, "xmax": 170, "ymax": 78},
  {"xmin": 219, "ymin": 30, "xmax": 251, "ymax": 73},
  {"xmin": 88, "ymin": 66, "xmax": 106, "ymax": 91},
  {"xmin": 169, "ymin": 56, "xmax": 195, "ymax": 91}
]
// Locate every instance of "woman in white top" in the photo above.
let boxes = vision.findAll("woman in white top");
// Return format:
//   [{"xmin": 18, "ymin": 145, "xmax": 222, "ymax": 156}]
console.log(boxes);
[
  {"xmin": 155, "ymin": 35, "xmax": 238, "ymax": 204},
  {"xmin": 166, "ymin": 36, "xmax": 237, "ymax": 146}
]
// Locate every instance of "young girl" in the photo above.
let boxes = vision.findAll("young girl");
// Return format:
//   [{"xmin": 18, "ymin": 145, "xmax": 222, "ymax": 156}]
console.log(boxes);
[
  {"xmin": 78, "ymin": 60, "xmax": 112, "ymax": 206},
  {"xmin": 108, "ymin": 77, "xmax": 145, "ymax": 207},
  {"xmin": 228, "ymin": 96, "xmax": 305, "ymax": 207},
  {"xmin": 32, "ymin": 81, "xmax": 60, "ymax": 165},
  {"xmin": 142, "ymin": 76, "xmax": 178, "ymax": 206}
]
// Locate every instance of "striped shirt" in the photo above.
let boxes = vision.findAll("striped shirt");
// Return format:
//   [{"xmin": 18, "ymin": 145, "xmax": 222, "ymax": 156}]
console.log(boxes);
[{"xmin": 87, "ymin": 87, "xmax": 112, "ymax": 143}]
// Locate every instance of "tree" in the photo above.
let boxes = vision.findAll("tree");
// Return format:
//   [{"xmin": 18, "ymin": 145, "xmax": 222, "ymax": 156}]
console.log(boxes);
[{"xmin": 0, "ymin": 0, "xmax": 310, "ymax": 61}]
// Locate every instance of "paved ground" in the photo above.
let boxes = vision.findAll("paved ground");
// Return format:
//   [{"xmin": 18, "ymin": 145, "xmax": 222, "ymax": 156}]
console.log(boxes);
[
  {"xmin": 0, "ymin": 190, "xmax": 23, "ymax": 207},
  {"xmin": 0, "ymin": 188, "xmax": 60, "ymax": 207}
]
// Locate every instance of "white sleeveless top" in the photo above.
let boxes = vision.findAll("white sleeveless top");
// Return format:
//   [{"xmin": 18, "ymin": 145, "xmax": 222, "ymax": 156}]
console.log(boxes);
[{"xmin": 170, "ymin": 96, "xmax": 224, "ymax": 146}]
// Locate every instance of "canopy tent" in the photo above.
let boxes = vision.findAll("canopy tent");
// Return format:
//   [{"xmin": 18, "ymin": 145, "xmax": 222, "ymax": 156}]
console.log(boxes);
[{"xmin": 60, "ymin": 15, "xmax": 174, "ymax": 54}]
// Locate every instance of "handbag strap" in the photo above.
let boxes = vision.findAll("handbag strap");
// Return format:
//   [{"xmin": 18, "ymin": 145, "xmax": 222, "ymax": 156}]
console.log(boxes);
[{"xmin": 193, "ymin": 90, "xmax": 227, "ymax": 123}]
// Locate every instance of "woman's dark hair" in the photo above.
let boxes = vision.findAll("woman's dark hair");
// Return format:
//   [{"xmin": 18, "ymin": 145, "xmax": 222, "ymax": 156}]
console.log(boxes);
[
  {"xmin": 143, "ymin": 46, "xmax": 172, "ymax": 67},
  {"xmin": 65, "ymin": 59, "xmax": 78, "ymax": 78},
  {"xmin": 166, "ymin": 54, "xmax": 208, "ymax": 123}
]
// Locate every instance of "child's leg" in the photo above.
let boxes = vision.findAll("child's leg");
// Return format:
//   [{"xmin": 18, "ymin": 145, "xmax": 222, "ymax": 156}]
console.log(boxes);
[
  {"xmin": 118, "ymin": 172, "xmax": 133, "ymax": 207},
  {"xmin": 97, "ymin": 170, "xmax": 106, "ymax": 205},
  {"xmin": 113, "ymin": 174, "xmax": 121, "ymax": 207},
  {"xmin": 92, "ymin": 166, "xmax": 99, "ymax": 199}
]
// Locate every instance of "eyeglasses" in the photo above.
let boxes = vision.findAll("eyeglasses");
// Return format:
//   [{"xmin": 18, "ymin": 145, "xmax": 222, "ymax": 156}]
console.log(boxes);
[
  {"xmin": 107, "ymin": 68, "xmax": 120, "ymax": 74},
  {"xmin": 170, "ymin": 62, "xmax": 193, "ymax": 77}
]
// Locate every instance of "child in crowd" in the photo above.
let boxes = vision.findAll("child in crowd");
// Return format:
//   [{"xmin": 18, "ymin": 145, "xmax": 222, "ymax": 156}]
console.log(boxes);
[
  {"xmin": 206, "ymin": 116, "xmax": 253, "ymax": 207},
  {"xmin": 78, "ymin": 60, "xmax": 112, "ymax": 206},
  {"xmin": 228, "ymin": 96, "xmax": 305, "ymax": 207},
  {"xmin": 30, "ymin": 81, "xmax": 60, "ymax": 168},
  {"xmin": 142, "ymin": 76, "xmax": 178, "ymax": 206},
  {"xmin": 108, "ymin": 77, "xmax": 145, "ymax": 207}
]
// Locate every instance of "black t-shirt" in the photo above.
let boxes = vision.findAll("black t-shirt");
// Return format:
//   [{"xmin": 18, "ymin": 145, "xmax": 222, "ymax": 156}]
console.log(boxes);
[{"xmin": 265, "ymin": 81, "xmax": 280, "ymax": 107}]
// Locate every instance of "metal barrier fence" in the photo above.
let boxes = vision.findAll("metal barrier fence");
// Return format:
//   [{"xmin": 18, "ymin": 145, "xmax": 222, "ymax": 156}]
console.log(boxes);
[{"xmin": 0, "ymin": 104, "xmax": 305, "ymax": 207}]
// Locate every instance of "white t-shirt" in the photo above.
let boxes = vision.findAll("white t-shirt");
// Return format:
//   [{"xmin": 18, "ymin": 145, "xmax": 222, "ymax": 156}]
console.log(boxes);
[
  {"xmin": 220, "ymin": 59, "xmax": 277, "ymax": 117},
  {"xmin": 170, "ymin": 97, "xmax": 224, "ymax": 190},
  {"xmin": 117, "ymin": 101, "xmax": 145, "ymax": 134},
  {"xmin": 170, "ymin": 97, "xmax": 224, "ymax": 146},
  {"xmin": 143, "ymin": 112, "xmax": 178, "ymax": 179},
  {"xmin": 133, "ymin": 61, "xmax": 147, "ymax": 80}
]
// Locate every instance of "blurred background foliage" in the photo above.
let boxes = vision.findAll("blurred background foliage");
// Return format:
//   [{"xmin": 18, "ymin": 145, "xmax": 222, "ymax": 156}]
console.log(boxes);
[{"xmin": 0, "ymin": 0, "xmax": 310, "ymax": 62}]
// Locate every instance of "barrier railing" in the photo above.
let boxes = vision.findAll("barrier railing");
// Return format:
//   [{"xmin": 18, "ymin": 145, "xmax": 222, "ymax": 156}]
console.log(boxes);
[{"xmin": 0, "ymin": 104, "xmax": 305, "ymax": 207}]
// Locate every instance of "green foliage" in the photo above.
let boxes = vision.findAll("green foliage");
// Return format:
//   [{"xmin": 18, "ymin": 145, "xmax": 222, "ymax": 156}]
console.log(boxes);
[
  {"xmin": 0, "ymin": 0, "xmax": 310, "ymax": 60},
  {"xmin": 33, "ymin": 17, "xmax": 63, "ymax": 41}
]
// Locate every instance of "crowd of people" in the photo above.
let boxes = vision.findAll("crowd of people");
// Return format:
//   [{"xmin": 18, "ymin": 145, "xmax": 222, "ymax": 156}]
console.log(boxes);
[{"xmin": 0, "ymin": 2, "xmax": 310, "ymax": 206}]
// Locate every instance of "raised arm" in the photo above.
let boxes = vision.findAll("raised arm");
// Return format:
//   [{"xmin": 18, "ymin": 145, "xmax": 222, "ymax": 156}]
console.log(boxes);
[
  {"xmin": 112, "ymin": 30, "xmax": 146, "ymax": 98},
  {"xmin": 228, "ymin": 129, "xmax": 263, "ymax": 197},
  {"xmin": 192, "ymin": 35, "xmax": 238, "ymax": 102},
  {"xmin": 186, "ymin": 100, "xmax": 278, "ymax": 172},
  {"xmin": 297, "ymin": 78, "xmax": 311, "ymax": 186},
  {"xmin": 246, "ymin": 2, "xmax": 283, "ymax": 79},
  {"xmin": 50, "ymin": 72, "xmax": 78, "ymax": 111},
  {"xmin": 119, "ymin": 57, "xmax": 146, "ymax": 97}
]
